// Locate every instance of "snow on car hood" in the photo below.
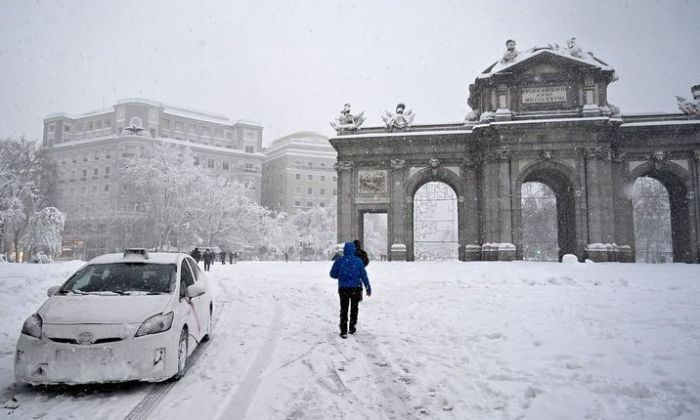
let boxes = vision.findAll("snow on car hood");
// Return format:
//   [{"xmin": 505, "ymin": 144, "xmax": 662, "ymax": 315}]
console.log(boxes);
[{"xmin": 39, "ymin": 295, "xmax": 172, "ymax": 324}]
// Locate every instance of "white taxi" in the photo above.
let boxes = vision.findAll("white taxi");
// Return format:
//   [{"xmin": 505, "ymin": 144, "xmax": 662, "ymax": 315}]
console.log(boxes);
[{"xmin": 15, "ymin": 249, "xmax": 213, "ymax": 385}]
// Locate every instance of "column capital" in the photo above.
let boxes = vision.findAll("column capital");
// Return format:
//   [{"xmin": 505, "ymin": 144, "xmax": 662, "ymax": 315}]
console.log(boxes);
[
  {"xmin": 584, "ymin": 146, "xmax": 610, "ymax": 160},
  {"xmin": 334, "ymin": 160, "xmax": 353, "ymax": 172},
  {"xmin": 484, "ymin": 149, "xmax": 511, "ymax": 162},
  {"xmin": 390, "ymin": 159, "xmax": 406, "ymax": 170}
]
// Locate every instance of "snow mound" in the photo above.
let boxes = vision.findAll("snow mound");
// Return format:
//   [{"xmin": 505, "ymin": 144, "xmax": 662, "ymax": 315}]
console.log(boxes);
[{"xmin": 561, "ymin": 254, "xmax": 579, "ymax": 264}]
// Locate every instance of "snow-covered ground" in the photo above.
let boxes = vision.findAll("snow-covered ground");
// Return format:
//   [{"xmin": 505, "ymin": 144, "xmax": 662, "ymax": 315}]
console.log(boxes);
[{"xmin": 1, "ymin": 260, "xmax": 699, "ymax": 419}]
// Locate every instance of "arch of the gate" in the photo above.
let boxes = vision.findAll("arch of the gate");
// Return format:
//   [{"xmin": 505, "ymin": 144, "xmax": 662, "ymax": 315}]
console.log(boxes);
[
  {"xmin": 513, "ymin": 160, "xmax": 584, "ymax": 261},
  {"xmin": 628, "ymin": 160, "xmax": 696, "ymax": 262},
  {"xmin": 404, "ymin": 166, "xmax": 466, "ymax": 261}
]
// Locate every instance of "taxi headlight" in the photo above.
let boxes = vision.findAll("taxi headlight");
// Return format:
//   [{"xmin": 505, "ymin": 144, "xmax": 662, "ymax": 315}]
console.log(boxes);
[
  {"xmin": 21, "ymin": 314, "xmax": 43, "ymax": 339},
  {"xmin": 135, "ymin": 312, "xmax": 174, "ymax": 337}
]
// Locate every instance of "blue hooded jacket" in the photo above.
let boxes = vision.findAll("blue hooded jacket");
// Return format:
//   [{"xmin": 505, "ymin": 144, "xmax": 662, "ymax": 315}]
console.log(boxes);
[{"xmin": 330, "ymin": 242, "xmax": 371, "ymax": 293}]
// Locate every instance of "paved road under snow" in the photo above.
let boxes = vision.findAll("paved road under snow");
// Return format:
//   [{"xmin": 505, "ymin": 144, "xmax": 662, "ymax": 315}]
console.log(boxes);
[{"xmin": 2, "ymin": 261, "xmax": 700, "ymax": 420}]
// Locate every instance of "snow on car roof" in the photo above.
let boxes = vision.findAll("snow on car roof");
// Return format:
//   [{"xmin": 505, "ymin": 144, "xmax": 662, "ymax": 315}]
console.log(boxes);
[{"xmin": 87, "ymin": 252, "xmax": 183, "ymax": 265}]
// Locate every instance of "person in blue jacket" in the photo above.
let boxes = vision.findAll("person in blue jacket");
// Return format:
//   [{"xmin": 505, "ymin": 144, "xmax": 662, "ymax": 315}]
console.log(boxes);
[{"xmin": 330, "ymin": 242, "xmax": 372, "ymax": 339}]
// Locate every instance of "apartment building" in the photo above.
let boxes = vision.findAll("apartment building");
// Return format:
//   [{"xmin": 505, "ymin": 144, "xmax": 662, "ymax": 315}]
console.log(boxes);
[
  {"xmin": 262, "ymin": 132, "xmax": 337, "ymax": 214},
  {"xmin": 42, "ymin": 98, "xmax": 264, "ymax": 256}
]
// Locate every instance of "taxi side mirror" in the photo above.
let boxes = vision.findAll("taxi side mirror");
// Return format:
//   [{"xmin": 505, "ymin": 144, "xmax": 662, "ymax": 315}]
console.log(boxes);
[
  {"xmin": 186, "ymin": 283, "xmax": 206, "ymax": 298},
  {"xmin": 47, "ymin": 285, "xmax": 61, "ymax": 297}
]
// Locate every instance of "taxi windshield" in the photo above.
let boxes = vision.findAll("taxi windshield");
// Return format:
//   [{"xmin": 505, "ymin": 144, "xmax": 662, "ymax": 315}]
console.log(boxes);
[{"xmin": 59, "ymin": 263, "xmax": 177, "ymax": 295}]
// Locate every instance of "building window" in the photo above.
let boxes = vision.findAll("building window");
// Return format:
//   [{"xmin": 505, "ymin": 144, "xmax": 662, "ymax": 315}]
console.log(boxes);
[
  {"xmin": 320, "ymin": 163, "xmax": 326, "ymax": 167},
  {"xmin": 105, "ymin": 119, "xmax": 111, "ymax": 127},
  {"xmin": 162, "ymin": 118, "xmax": 170, "ymax": 129},
  {"xmin": 63, "ymin": 125, "xmax": 70, "ymax": 133},
  {"xmin": 104, "ymin": 185, "xmax": 110, "ymax": 192},
  {"xmin": 307, "ymin": 175, "xmax": 313, "ymax": 180},
  {"xmin": 308, "ymin": 161, "xmax": 313, "ymax": 167},
  {"xmin": 296, "ymin": 160, "xmax": 301, "ymax": 165},
  {"xmin": 188, "ymin": 124, "xmax": 197, "ymax": 134},
  {"xmin": 105, "ymin": 167, "xmax": 111, "ymax": 175},
  {"xmin": 48, "ymin": 124, "xmax": 55, "ymax": 133},
  {"xmin": 294, "ymin": 200, "xmax": 301, "ymax": 206},
  {"xmin": 307, "ymin": 201, "xmax": 313, "ymax": 207},
  {"xmin": 81, "ymin": 170, "xmax": 87, "ymax": 180},
  {"xmin": 320, "ymin": 188, "xmax": 325, "ymax": 195},
  {"xmin": 215, "ymin": 128, "xmax": 223, "ymax": 137},
  {"xmin": 194, "ymin": 157, "xmax": 200, "ymax": 166},
  {"xmin": 296, "ymin": 186, "xmax": 300, "ymax": 193},
  {"xmin": 96, "ymin": 121, "xmax": 102, "ymax": 129},
  {"xmin": 320, "ymin": 202, "xmax": 325, "ymax": 208},
  {"xmin": 207, "ymin": 159, "xmax": 214, "ymax": 168},
  {"xmin": 295, "ymin": 174, "xmax": 301, "ymax": 180},
  {"xmin": 245, "ymin": 146, "xmax": 254, "ymax": 153},
  {"xmin": 91, "ymin": 185, "xmax": 97, "ymax": 193},
  {"xmin": 308, "ymin": 187, "xmax": 312, "ymax": 194},
  {"xmin": 222, "ymin": 161, "xmax": 229, "ymax": 170},
  {"xmin": 175, "ymin": 121, "xmax": 183, "ymax": 131},
  {"xmin": 89, "ymin": 122, "xmax": 94, "ymax": 130},
  {"xmin": 93, "ymin": 168, "xmax": 99, "ymax": 176},
  {"xmin": 321, "ymin": 175, "xmax": 326, "ymax": 181}
]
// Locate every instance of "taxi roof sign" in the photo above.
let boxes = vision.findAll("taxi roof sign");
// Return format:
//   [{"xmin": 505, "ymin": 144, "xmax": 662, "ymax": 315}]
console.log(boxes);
[{"xmin": 123, "ymin": 248, "xmax": 149, "ymax": 259}]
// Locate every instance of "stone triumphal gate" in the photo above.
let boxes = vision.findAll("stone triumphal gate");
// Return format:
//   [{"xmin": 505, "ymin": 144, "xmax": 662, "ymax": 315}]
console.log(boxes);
[{"xmin": 330, "ymin": 40, "xmax": 700, "ymax": 263}]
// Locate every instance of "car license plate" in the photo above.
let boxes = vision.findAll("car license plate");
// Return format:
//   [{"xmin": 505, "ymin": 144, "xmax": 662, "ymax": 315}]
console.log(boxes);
[{"xmin": 56, "ymin": 347, "xmax": 113, "ymax": 363}]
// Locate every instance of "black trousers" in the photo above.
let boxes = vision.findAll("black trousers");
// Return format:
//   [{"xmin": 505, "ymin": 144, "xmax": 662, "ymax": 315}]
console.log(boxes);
[{"xmin": 338, "ymin": 287, "xmax": 363, "ymax": 334}]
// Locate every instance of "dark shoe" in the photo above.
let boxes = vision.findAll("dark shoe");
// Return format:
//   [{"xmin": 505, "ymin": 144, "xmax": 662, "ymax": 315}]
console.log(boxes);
[
  {"xmin": 340, "ymin": 333, "xmax": 348, "ymax": 339},
  {"xmin": 349, "ymin": 327, "xmax": 356, "ymax": 335}
]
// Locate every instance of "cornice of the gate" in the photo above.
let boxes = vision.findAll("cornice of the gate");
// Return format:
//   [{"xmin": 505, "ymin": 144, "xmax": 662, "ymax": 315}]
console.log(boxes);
[{"xmin": 472, "ymin": 116, "xmax": 613, "ymax": 132}]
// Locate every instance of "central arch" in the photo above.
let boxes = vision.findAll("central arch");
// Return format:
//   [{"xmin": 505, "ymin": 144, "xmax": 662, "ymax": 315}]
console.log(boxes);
[
  {"xmin": 514, "ymin": 161, "xmax": 578, "ymax": 261},
  {"xmin": 404, "ymin": 167, "xmax": 466, "ymax": 261}
]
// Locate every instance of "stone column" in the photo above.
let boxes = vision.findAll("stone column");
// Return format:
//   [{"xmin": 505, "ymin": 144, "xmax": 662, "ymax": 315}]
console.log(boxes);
[
  {"xmin": 335, "ymin": 160, "xmax": 354, "ymax": 245},
  {"xmin": 463, "ymin": 157, "xmax": 481, "ymax": 261},
  {"xmin": 611, "ymin": 150, "xmax": 635, "ymax": 262},
  {"xmin": 692, "ymin": 151, "xmax": 700, "ymax": 262},
  {"xmin": 389, "ymin": 159, "xmax": 408, "ymax": 261},
  {"xmin": 482, "ymin": 149, "xmax": 515, "ymax": 261},
  {"xmin": 584, "ymin": 146, "xmax": 616, "ymax": 262}
]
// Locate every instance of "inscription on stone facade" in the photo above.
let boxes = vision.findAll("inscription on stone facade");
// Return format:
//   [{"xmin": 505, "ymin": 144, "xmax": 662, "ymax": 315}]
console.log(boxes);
[
  {"xmin": 358, "ymin": 170, "xmax": 387, "ymax": 194},
  {"xmin": 522, "ymin": 86, "xmax": 567, "ymax": 104}
]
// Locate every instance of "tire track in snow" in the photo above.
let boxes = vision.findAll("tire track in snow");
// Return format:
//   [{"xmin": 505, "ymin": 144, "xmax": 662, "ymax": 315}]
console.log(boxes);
[
  {"xmin": 124, "ymin": 299, "xmax": 230, "ymax": 420},
  {"xmin": 214, "ymin": 298, "xmax": 284, "ymax": 420}
]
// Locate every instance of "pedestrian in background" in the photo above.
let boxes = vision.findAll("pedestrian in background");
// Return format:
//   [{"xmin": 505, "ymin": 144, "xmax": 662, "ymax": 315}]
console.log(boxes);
[{"xmin": 353, "ymin": 239, "xmax": 369, "ymax": 267}]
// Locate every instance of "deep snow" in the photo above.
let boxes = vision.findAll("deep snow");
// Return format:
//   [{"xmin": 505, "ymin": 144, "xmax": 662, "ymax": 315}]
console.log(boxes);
[{"xmin": 1, "ymin": 260, "xmax": 699, "ymax": 419}]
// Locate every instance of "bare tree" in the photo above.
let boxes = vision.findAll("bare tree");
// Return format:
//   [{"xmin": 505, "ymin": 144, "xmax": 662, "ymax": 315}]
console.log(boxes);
[{"xmin": 632, "ymin": 177, "xmax": 672, "ymax": 263}]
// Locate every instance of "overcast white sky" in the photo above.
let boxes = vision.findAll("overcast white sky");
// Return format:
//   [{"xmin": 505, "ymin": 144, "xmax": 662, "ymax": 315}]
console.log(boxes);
[{"xmin": 1, "ymin": 0, "xmax": 698, "ymax": 145}]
